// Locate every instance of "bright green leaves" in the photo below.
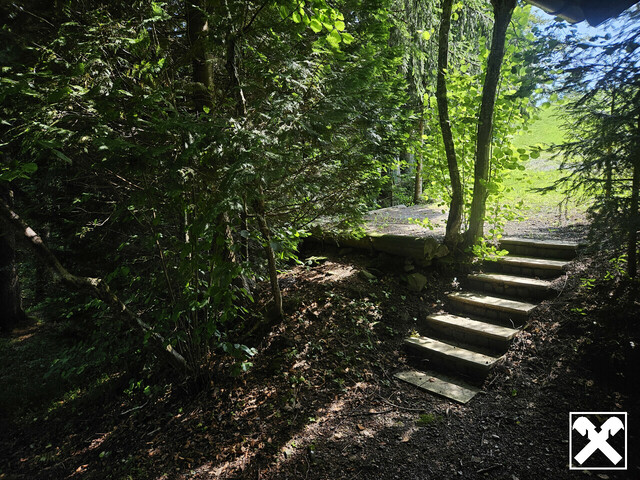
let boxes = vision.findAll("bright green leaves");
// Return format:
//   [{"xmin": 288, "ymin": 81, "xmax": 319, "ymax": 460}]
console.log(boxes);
[
  {"xmin": 277, "ymin": 0, "xmax": 353, "ymax": 49},
  {"xmin": 310, "ymin": 19, "xmax": 323, "ymax": 33},
  {"xmin": 326, "ymin": 30, "xmax": 342, "ymax": 49},
  {"xmin": 148, "ymin": 2, "xmax": 171, "ymax": 22},
  {"xmin": 341, "ymin": 32, "xmax": 354, "ymax": 45}
]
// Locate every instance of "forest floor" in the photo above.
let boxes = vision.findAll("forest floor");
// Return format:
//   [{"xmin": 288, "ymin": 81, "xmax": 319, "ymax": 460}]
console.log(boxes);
[{"xmin": 1, "ymin": 239, "xmax": 639, "ymax": 479}]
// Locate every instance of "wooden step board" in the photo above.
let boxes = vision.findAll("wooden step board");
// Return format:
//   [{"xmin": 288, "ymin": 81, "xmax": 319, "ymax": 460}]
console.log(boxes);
[
  {"xmin": 468, "ymin": 272, "xmax": 554, "ymax": 299},
  {"xmin": 404, "ymin": 335, "xmax": 500, "ymax": 379},
  {"xmin": 423, "ymin": 313, "xmax": 519, "ymax": 350},
  {"xmin": 492, "ymin": 255, "xmax": 570, "ymax": 278},
  {"xmin": 448, "ymin": 292, "xmax": 536, "ymax": 325},
  {"xmin": 499, "ymin": 237, "xmax": 581, "ymax": 260},
  {"xmin": 395, "ymin": 369, "xmax": 480, "ymax": 404}
]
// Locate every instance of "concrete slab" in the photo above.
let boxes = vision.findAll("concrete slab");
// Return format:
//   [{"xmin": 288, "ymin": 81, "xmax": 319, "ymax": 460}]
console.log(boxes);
[{"xmin": 395, "ymin": 369, "xmax": 480, "ymax": 404}]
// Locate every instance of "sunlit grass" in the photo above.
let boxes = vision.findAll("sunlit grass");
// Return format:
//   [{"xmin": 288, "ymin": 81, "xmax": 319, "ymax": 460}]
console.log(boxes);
[
  {"xmin": 500, "ymin": 103, "xmax": 593, "ymax": 215},
  {"xmin": 513, "ymin": 104, "xmax": 567, "ymax": 151}
]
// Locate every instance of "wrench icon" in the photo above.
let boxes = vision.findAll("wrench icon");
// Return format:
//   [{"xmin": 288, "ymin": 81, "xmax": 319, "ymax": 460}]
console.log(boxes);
[{"xmin": 573, "ymin": 416, "xmax": 624, "ymax": 465}]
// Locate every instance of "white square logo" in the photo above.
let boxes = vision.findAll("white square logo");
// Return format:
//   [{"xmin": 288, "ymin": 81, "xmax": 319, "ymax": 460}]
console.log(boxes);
[{"xmin": 569, "ymin": 412, "xmax": 627, "ymax": 470}]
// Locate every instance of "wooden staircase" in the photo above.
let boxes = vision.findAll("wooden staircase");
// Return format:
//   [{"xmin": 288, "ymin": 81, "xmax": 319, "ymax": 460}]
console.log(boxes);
[{"xmin": 395, "ymin": 237, "xmax": 580, "ymax": 403}]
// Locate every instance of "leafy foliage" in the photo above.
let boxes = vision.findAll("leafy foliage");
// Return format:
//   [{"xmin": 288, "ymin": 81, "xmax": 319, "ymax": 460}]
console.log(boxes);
[{"xmin": 0, "ymin": 0, "xmax": 409, "ymax": 374}]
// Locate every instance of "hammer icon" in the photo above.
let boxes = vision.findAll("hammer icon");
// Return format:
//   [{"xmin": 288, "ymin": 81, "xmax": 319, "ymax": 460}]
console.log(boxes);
[{"xmin": 573, "ymin": 416, "xmax": 624, "ymax": 465}]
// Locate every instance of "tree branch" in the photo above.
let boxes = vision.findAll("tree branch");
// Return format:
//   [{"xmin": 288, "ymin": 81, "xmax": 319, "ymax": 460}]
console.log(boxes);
[{"xmin": 0, "ymin": 199, "xmax": 189, "ymax": 373}]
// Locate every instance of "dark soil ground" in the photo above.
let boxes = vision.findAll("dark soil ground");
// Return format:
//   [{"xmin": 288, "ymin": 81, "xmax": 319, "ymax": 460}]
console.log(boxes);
[{"xmin": 1, "ymin": 245, "xmax": 639, "ymax": 480}]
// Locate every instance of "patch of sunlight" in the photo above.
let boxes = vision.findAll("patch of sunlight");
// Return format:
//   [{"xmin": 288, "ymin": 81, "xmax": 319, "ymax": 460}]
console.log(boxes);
[{"xmin": 44, "ymin": 373, "xmax": 114, "ymax": 416}]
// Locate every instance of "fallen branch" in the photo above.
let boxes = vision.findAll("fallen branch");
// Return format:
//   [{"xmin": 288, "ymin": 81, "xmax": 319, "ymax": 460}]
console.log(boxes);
[
  {"xmin": 376, "ymin": 395, "xmax": 428, "ymax": 412},
  {"xmin": 346, "ymin": 408, "xmax": 394, "ymax": 417},
  {"xmin": 120, "ymin": 400, "xmax": 149, "ymax": 416},
  {"xmin": 0, "ymin": 199, "xmax": 189, "ymax": 373},
  {"xmin": 476, "ymin": 464, "xmax": 502, "ymax": 474}
]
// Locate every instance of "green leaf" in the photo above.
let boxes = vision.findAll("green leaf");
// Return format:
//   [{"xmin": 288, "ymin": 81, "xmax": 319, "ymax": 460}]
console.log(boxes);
[
  {"xmin": 23, "ymin": 162, "xmax": 38, "ymax": 174},
  {"xmin": 341, "ymin": 32, "xmax": 354, "ymax": 45},
  {"xmin": 326, "ymin": 30, "xmax": 341, "ymax": 48},
  {"xmin": 151, "ymin": 2, "xmax": 164, "ymax": 16},
  {"xmin": 335, "ymin": 20, "xmax": 345, "ymax": 31},
  {"xmin": 52, "ymin": 149, "xmax": 72, "ymax": 164},
  {"xmin": 292, "ymin": 11, "xmax": 301, "ymax": 23},
  {"xmin": 421, "ymin": 30, "xmax": 431, "ymax": 41},
  {"xmin": 310, "ymin": 19, "xmax": 323, "ymax": 33}
]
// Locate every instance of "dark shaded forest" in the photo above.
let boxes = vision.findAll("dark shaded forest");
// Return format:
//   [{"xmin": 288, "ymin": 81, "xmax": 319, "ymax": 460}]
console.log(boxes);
[{"xmin": 1, "ymin": 0, "xmax": 639, "ymax": 478}]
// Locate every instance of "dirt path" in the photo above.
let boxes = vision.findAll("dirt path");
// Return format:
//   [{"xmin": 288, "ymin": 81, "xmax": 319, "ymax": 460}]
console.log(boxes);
[{"xmin": 364, "ymin": 204, "xmax": 589, "ymax": 242}]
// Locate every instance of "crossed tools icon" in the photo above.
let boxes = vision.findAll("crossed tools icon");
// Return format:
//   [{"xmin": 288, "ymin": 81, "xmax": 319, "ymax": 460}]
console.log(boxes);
[{"xmin": 572, "ymin": 416, "xmax": 625, "ymax": 466}]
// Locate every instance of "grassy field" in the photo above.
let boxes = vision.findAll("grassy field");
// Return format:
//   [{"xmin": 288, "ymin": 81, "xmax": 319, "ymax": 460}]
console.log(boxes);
[
  {"xmin": 512, "ymin": 104, "xmax": 567, "ymax": 151},
  {"xmin": 496, "ymin": 104, "xmax": 591, "ymax": 218}
]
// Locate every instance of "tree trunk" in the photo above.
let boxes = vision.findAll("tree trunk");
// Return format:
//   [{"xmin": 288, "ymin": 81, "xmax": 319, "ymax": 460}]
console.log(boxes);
[
  {"xmin": 628, "ymin": 117, "xmax": 640, "ymax": 278},
  {"xmin": 465, "ymin": 0, "xmax": 516, "ymax": 246},
  {"xmin": 34, "ymin": 223, "xmax": 50, "ymax": 300},
  {"xmin": 253, "ymin": 196, "xmax": 283, "ymax": 318},
  {"xmin": 0, "ymin": 186, "xmax": 26, "ymax": 332},
  {"xmin": 187, "ymin": 0, "xmax": 216, "ymax": 113},
  {"xmin": 413, "ymin": 113, "xmax": 424, "ymax": 204},
  {"xmin": 605, "ymin": 90, "xmax": 616, "ymax": 199},
  {"xmin": 0, "ymin": 198, "xmax": 190, "ymax": 372},
  {"xmin": 437, "ymin": 0, "xmax": 463, "ymax": 247}
]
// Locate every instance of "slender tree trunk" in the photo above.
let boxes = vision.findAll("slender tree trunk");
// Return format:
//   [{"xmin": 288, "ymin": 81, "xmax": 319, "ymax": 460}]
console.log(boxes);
[
  {"xmin": 605, "ymin": 90, "xmax": 616, "ymax": 199},
  {"xmin": 241, "ymin": 196, "xmax": 249, "ymax": 261},
  {"xmin": 413, "ymin": 112, "xmax": 424, "ymax": 204},
  {"xmin": 187, "ymin": 0, "xmax": 250, "ymax": 297},
  {"xmin": 0, "ymin": 186, "xmax": 26, "ymax": 332},
  {"xmin": 628, "ymin": 117, "xmax": 640, "ymax": 278},
  {"xmin": 437, "ymin": 0, "xmax": 463, "ymax": 247},
  {"xmin": 34, "ymin": 223, "xmax": 50, "ymax": 301},
  {"xmin": 187, "ymin": 0, "xmax": 216, "ymax": 114},
  {"xmin": 253, "ymin": 195, "xmax": 283, "ymax": 318},
  {"xmin": 465, "ymin": 0, "xmax": 516, "ymax": 246}
]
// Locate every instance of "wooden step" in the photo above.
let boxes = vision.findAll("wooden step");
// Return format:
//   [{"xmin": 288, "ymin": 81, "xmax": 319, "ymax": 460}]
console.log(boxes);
[
  {"xmin": 404, "ymin": 335, "xmax": 500, "ymax": 380},
  {"xmin": 395, "ymin": 369, "xmax": 480, "ymax": 404},
  {"xmin": 468, "ymin": 272, "xmax": 554, "ymax": 299},
  {"xmin": 491, "ymin": 255, "xmax": 570, "ymax": 279},
  {"xmin": 499, "ymin": 237, "xmax": 580, "ymax": 260},
  {"xmin": 422, "ymin": 313, "xmax": 519, "ymax": 351},
  {"xmin": 448, "ymin": 292, "xmax": 536, "ymax": 326}
]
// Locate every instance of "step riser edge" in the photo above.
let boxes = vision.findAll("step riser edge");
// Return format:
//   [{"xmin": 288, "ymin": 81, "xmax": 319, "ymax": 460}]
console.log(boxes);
[
  {"xmin": 499, "ymin": 245, "xmax": 577, "ymax": 260},
  {"xmin": 404, "ymin": 341, "xmax": 495, "ymax": 381},
  {"xmin": 449, "ymin": 300, "xmax": 529, "ymax": 327},
  {"xmin": 489, "ymin": 264, "xmax": 562, "ymax": 279},
  {"xmin": 467, "ymin": 279, "xmax": 553, "ymax": 300}
]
